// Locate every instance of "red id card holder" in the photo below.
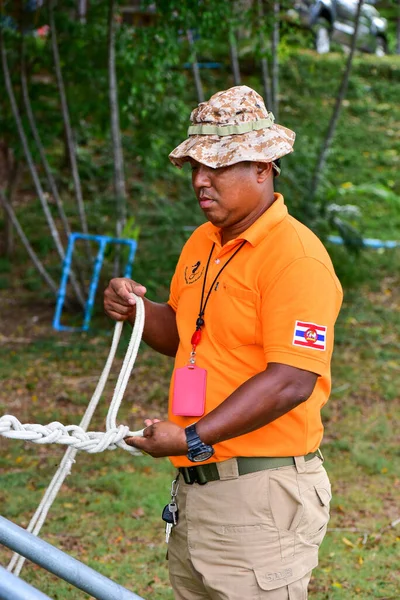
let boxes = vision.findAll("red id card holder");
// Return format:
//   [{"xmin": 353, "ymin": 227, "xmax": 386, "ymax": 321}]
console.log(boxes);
[{"xmin": 172, "ymin": 365, "xmax": 207, "ymax": 417}]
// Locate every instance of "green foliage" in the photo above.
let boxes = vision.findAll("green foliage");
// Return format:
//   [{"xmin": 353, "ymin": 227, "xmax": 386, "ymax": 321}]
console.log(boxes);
[
  {"xmin": 0, "ymin": 257, "xmax": 11, "ymax": 273},
  {"xmin": 1, "ymin": 3, "xmax": 400, "ymax": 298}
]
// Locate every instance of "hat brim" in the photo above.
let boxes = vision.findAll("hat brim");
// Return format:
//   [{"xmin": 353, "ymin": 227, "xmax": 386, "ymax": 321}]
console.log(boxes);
[{"xmin": 168, "ymin": 123, "xmax": 295, "ymax": 169}]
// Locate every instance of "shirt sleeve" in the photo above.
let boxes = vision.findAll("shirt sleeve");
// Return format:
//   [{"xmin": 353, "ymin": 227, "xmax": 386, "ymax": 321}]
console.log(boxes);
[{"xmin": 260, "ymin": 257, "xmax": 343, "ymax": 375}]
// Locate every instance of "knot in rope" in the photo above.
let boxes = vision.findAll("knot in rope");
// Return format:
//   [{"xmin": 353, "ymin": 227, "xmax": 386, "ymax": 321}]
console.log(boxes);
[
  {"xmin": 0, "ymin": 295, "xmax": 145, "ymax": 454},
  {"xmin": 0, "ymin": 416, "xmax": 139, "ymax": 453}
]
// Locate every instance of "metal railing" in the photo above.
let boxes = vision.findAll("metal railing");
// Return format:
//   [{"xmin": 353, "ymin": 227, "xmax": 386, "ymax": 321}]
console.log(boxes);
[
  {"xmin": 0, "ymin": 516, "xmax": 145, "ymax": 600},
  {"xmin": 0, "ymin": 565, "xmax": 53, "ymax": 600}
]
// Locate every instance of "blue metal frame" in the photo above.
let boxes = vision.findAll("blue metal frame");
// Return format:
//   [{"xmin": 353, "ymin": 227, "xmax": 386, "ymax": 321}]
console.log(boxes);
[
  {"xmin": 53, "ymin": 233, "xmax": 137, "ymax": 332},
  {"xmin": 327, "ymin": 235, "xmax": 399, "ymax": 249}
]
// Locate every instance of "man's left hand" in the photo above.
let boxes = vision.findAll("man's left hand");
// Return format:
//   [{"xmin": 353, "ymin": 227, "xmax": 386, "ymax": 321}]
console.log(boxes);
[{"xmin": 125, "ymin": 420, "xmax": 187, "ymax": 458}]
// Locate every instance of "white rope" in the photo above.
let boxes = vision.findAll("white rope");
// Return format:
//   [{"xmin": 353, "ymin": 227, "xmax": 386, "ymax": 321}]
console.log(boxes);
[
  {"xmin": 2, "ymin": 296, "xmax": 146, "ymax": 575},
  {"xmin": 0, "ymin": 416, "xmax": 135, "ymax": 452},
  {"xmin": 0, "ymin": 297, "xmax": 145, "ymax": 453}
]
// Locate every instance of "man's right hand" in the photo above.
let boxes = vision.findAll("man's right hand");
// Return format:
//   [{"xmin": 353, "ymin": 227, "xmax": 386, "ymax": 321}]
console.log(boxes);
[
  {"xmin": 104, "ymin": 277, "xmax": 179, "ymax": 357},
  {"xmin": 104, "ymin": 278, "xmax": 147, "ymax": 322}
]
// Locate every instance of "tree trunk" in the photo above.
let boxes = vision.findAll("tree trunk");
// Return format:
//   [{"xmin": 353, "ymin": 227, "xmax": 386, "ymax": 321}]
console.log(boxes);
[
  {"xmin": 1, "ymin": 29, "xmax": 85, "ymax": 307},
  {"xmin": 1, "ymin": 30, "xmax": 65, "ymax": 261},
  {"xmin": 21, "ymin": 46, "xmax": 86, "ymax": 304},
  {"xmin": 78, "ymin": 0, "xmax": 87, "ymax": 24},
  {"xmin": 229, "ymin": 29, "xmax": 241, "ymax": 86},
  {"xmin": 310, "ymin": 0, "xmax": 364, "ymax": 200},
  {"xmin": 271, "ymin": 1, "xmax": 280, "ymax": 119},
  {"xmin": 108, "ymin": 0, "xmax": 127, "ymax": 277},
  {"xmin": 48, "ymin": 0, "xmax": 91, "ymax": 257},
  {"xmin": 0, "ymin": 144, "xmax": 19, "ymax": 258},
  {"xmin": 3, "ymin": 159, "xmax": 22, "ymax": 258},
  {"xmin": 0, "ymin": 189, "xmax": 59, "ymax": 296},
  {"xmin": 20, "ymin": 44, "xmax": 71, "ymax": 240},
  {"xmin": 187, "ymin": 29, "xmax": 204, "ymax": 104},
  {"xmin": 257, "ymin": 0, "xmax": 273, "ymax": 109}
]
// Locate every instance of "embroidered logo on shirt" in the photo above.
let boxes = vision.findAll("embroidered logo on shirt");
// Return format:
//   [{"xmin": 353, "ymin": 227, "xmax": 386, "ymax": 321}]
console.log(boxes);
[
  {"xmin": 184, "ymin": 260, "xmax": 204, "ymax": 284},
  {"xmin": 293, "ymin": 321, "xmax": 327, "ymax": 351}
]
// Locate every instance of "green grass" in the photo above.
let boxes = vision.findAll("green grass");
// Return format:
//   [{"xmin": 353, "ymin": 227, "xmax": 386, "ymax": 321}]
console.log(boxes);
[
  {"xmin": 1, "ymin": 257, "xmax": 399, "ymax": 599},
  {"xmin": 1, "ymin": 50, "xmax": 400, "ymax": 599}
]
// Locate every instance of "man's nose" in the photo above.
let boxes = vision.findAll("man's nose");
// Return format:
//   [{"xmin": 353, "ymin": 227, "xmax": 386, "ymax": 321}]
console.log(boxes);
[{"xmin": 192, "ymin": 165, "xmax": 211, "ymax": 188}]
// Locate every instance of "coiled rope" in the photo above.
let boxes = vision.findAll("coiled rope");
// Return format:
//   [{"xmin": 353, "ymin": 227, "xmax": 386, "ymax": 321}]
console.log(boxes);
[
  {"xmin": 0, "ymin": 297, "xmax": 145, "ymax": 453},
  {"xmin": 0, "ymin": 296, "xmax": 145, "ymax": 576}
]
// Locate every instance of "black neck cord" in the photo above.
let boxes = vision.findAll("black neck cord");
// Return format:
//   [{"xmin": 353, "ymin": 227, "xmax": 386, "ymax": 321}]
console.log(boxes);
[{"xmin": 195, "ymin": 240, "xmax": 247, "ymax": 329}]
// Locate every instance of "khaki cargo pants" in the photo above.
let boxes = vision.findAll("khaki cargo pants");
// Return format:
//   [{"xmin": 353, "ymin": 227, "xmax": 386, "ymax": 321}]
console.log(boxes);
[{"xmin": 168, "ymin": 455, "xmax": 331, "ymax": 600}]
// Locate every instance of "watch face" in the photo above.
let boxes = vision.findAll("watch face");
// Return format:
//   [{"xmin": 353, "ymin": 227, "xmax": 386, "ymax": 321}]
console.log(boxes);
[{"xmin": 192, "ymin": 450, "xmax": 213, "ymax": 462}]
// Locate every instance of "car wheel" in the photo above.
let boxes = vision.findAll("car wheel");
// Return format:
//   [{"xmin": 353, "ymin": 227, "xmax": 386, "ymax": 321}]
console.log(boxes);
[
  {"xmin": 314, "ymin": 21, "xmax": 331, "ymax": 54},
  {"xmin": 375, "ymin": 36, "xmax": 386, "ymax": 57}
]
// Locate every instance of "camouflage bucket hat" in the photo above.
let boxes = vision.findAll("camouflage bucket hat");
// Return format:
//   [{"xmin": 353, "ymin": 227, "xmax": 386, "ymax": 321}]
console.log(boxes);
[{"xmin": 169, "ymin": 85, "xmax": 295, "ymax": 175}]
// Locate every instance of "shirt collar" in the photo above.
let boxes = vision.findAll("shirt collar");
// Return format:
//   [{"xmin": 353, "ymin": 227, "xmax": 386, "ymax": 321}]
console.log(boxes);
[{"xmin": 205, "ymin": 193, "xmax": 288, "ymax": 248}]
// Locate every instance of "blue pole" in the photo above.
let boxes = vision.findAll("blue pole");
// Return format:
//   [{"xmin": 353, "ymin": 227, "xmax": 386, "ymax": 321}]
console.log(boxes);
[
  {"xmin": 0, "ymin": 565, "xmax": 53, "ymax": 600},
  {"xmin": 123, "ymin": 240, "xmax": 137, "ymax": 278},
  {"xmin": 82, "ymin": 238, "xmax": 107, "ymax": 331},
  {"xmin": 53, "ymin": 233, "xmax": 77, "ymax": 330},
  {"xmin": 0, "ymin": 517, "xmax": 145, "ymax": 600}
]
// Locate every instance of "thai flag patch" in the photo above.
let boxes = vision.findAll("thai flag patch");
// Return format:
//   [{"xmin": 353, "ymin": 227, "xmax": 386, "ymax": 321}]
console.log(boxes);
[{"xmin": 293, "ymin": 321, "xmax": 327, "ymax": 351}]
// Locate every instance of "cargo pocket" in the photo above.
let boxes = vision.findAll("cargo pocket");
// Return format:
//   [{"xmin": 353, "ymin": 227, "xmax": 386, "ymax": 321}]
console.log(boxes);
[
  {"xmin": 299, "ymin": 479, "xmax": 332, "ymax": 546},
  {"xmin": 253, "ymin": 553, "xmax": 317, "ymax": 598},
  {"xmin": 209, "ymin": 283, "xmax": 257, "ymax": 349},
  {"xmin": 304, "ymin": 484, "xmax": 332, "ymax": 546},
  {"xmin": 269, "ymin": 472, "xmax": 304, "ymax": 533},
  {"xmin": 268, "ymin": 471, "xmax": 305, "ymax": 561}
]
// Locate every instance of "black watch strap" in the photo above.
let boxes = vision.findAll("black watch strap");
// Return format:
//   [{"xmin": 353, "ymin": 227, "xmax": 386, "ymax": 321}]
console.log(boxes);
[
  {"xmin": 185, "ymin": 424, "xmax": 214, "ymax": 462},
  {"xmin": 185, "ymin": 424, "xmax": 200, "ymax": 445}
]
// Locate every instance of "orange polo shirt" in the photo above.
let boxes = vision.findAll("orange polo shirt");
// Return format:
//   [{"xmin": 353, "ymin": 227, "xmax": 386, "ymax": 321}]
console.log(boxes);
[{"xmin": 167, "ymin": 193, "xmax": 343, "ymax": 467}]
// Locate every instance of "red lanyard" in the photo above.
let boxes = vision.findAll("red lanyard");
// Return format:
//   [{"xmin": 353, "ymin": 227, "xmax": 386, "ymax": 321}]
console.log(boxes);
[{"xmin": 189, "ymin": 240, "xmax": 247, "ymax": 363}]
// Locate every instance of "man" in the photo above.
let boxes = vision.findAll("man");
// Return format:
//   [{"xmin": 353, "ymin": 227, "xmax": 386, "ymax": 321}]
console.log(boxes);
[{"xmin": 104, "ymin": 85, "xmax": 343, "ymax": 600}]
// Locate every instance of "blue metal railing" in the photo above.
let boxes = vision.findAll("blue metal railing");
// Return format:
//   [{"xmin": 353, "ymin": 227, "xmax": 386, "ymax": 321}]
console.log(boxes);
[
  {"xmin": 327, "ymin": 235, "xmax": 399, "ymax": 249},
  {"xmin": 53, "ymin": 232, "xmax": 137, "ymax": 332}
]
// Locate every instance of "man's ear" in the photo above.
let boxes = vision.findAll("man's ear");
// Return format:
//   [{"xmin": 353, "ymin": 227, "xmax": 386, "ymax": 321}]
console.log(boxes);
[{"xmin": 255, "ymin": 162, "xmax": 272, "ymax": 182}]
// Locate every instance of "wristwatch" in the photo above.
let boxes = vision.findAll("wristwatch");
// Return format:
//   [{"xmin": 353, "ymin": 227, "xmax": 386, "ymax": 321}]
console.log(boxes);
[{"xmin": 185, "ymin": 424, "xmax": 214, "ymax": 463}]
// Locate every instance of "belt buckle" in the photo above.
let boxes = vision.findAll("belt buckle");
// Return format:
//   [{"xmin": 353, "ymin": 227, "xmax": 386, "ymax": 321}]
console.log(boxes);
[
  {"xmin": 187, "ymin": 467, "xmax": 197, "ymax": 484},
  {"xmin": 180, "ymin": 467, "xmax": 194, "ymax": 484},
  {"xmin": 194, "ymin": 465, "xmax": 208, "ymax": 485},
  {"xmin": 182, "ymin": 466, "xmax": 200, "ymax": 485},
  {"xmin": 181, "ymin": 466, "xmax": 208, "ymax": 485}
]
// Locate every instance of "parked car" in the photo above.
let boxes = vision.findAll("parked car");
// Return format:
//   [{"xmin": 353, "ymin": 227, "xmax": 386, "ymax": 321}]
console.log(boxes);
[{"xmin": 289, "ymin": 0, "xmax": 388, "ymax": 55}]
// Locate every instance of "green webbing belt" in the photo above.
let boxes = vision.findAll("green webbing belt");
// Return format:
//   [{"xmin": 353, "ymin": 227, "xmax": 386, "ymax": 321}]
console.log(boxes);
[
  {"xmin": 188, "ymin": 116, "xmax": 274, "ymax": 137},
  {"xmin": 179, "ymin": 452, "xmax": 321, "ymax": 485}
]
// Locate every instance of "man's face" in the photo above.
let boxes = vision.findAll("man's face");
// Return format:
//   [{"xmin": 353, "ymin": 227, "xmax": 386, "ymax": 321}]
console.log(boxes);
[{"xmin": 189, "ymin": 159, "xmax": 272, "ymax": 235}]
